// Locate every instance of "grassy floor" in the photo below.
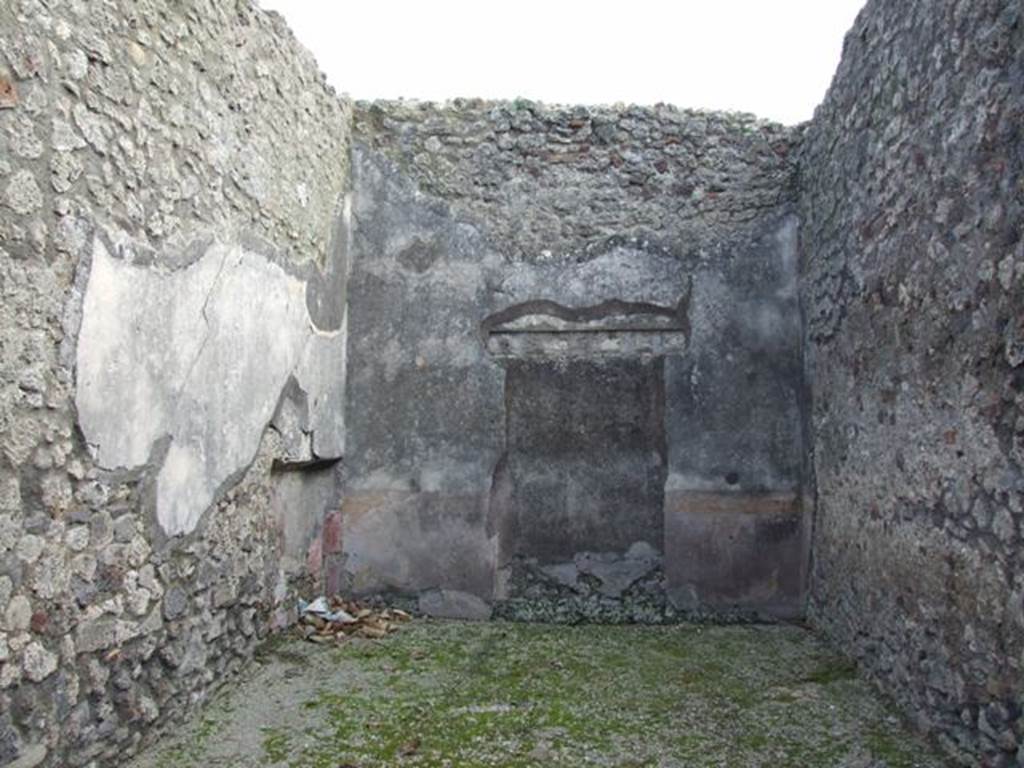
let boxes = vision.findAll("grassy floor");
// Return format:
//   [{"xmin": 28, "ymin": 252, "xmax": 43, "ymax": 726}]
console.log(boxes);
[{"xmin": 130, "ymin": 620, "xmax": 950, "ymax": 768}]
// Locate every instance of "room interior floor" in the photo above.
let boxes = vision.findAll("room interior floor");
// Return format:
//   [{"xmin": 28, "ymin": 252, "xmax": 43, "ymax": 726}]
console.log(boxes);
[{"xmin": 128, "ymin": 619, "xmax": 951, "ymax": 768}]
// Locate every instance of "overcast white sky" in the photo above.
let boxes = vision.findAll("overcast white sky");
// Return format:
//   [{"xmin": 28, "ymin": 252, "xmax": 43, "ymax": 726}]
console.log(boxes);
[{"xmin": 259, "ymin": 1, "xmax": 866, "ymax": 125}]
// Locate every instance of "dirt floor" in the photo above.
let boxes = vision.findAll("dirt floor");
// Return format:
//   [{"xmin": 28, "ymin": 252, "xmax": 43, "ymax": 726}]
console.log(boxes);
[{"xmin": 128, "ymin": 620, "xmax": 951, "ymax": 768}]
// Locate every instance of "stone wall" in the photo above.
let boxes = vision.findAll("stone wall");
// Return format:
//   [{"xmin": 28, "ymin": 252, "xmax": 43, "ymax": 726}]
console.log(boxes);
[
  {"xmin": 799, "ymin": 0, "xmax": 1023, "ymax": 765},
  {"xmin": 343, "ymin": 101, "xmax": 809, "ymax": 622},
  {"xmin": 3, "ymin": 0, "xmax": 1018, "ymax": 764},
  {"xmin": 0, "ymin": 1, "xmax": 350, "ymax": 765}
]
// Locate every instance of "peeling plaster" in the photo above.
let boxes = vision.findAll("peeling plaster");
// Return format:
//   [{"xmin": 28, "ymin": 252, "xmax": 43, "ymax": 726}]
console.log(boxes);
[{"xmin": 75, "ymin": 238, "xmax": 345, "ymax": 536}]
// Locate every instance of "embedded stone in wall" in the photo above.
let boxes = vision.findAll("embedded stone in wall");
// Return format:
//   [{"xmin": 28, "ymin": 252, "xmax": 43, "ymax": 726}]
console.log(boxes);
[{"xmin": 75, "ymin": 237, "xmax": 345, "ymax": 536}]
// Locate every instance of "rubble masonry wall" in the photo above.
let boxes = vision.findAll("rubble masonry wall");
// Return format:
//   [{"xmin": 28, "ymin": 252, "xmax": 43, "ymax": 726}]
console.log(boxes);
[
  {"xmin": 799, "ymin": 0, "xmax": 1023, "ymax": 764},
  {"xmin": 0, "ymin": 1, "xmax": 350, "ymax": 765}
]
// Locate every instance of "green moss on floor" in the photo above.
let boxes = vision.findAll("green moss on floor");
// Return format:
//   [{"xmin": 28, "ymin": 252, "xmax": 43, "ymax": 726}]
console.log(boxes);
[
  {"xmin": 130, "ymin": 620, "xmax": 951, "ymax": 768},
  {"xmin": 803, "ymin": 654, "xmax": 859, "ymax": 686},
  {"xmin": 261, "ymin": 728, "xmax": 293, "ymax": 764}
]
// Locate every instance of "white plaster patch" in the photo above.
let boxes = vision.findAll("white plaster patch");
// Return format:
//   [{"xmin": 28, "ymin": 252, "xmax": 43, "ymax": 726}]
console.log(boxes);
[
  {"xmin": 294, "ymin": 308, "xmax": 347, "ymax": 459},
  {"xmin": 76, "ymin": 239, "xmax": 344, "ymax": 536}
]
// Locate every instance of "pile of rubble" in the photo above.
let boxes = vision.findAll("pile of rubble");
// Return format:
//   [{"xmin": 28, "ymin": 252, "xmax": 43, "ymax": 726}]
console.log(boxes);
[{"xmin": 297, "ymin": 596, "xmax": 412, "ymax": 643}]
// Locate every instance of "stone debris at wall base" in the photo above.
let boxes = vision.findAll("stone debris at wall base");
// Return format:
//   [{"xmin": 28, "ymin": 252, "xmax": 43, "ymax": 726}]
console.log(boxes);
[{"xmin": 297, "ymin": 595, "xmax": 411, "ymax": 643}]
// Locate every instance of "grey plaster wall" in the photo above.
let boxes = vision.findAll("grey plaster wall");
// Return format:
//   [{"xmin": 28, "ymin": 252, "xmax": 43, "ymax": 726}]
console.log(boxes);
[
  {"xmin": 799, "ymin": 0, "xmax": 1023, "ymax": 764},
  {"xmin": 344, "ymin": 102, "xmax": 807, "ymax": 622},
  {"xmin": 0, "ymin": 1, "xmax": 350, "ymax": 765}
]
